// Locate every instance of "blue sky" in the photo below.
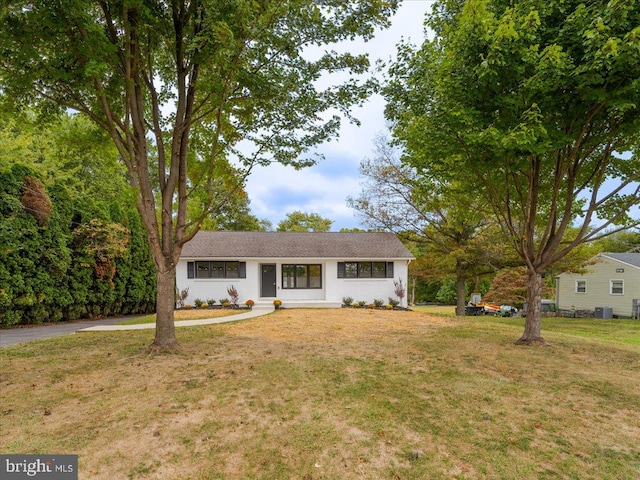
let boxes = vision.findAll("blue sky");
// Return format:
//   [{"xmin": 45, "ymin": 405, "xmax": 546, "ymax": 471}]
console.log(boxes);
[{"xmin": 244, "ymin": 2, "xmax": 431, "ymax": 231}]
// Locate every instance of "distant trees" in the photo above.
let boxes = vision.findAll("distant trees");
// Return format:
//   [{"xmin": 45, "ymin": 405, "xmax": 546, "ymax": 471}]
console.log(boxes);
[
  {"xmin": 277, "ymin": 211, "xmax": 333, "ymax": 232},
  {"xmin": 595, "ymin": 231, "xmax": 640, "ymax": 253}
]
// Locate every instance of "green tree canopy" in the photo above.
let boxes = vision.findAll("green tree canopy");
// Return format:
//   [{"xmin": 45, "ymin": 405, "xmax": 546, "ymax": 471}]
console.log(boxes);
[
  {"xmin": 277, "ymin": 211, "xmax": 333, "ymax": 232},
  {"xmin": 385, "ymin": 0, "xmax": 640, "ymax": 344},
  {"xmin": 1, "ymin": 0, "xmax": 398, "ymax": 348}
]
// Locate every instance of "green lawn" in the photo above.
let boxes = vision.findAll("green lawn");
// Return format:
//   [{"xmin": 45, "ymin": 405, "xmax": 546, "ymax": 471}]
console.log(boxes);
[
  {"xmin": 413, "ymin": 305, "xmax": 640, "ymax": 346},
  {"xmin": 1, "ymin": 308, "xmax": 638, "ymax": 479},
  {"xmin": 488, "ymin": 316, "xmax": 640, "ymax": 346}
]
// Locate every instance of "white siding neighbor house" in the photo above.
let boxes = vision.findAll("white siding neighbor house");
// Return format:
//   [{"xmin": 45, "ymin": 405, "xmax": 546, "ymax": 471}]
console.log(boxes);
[
  {"xmin": 556, "ymin": 252, "xmax": 640, "ymax": 318},
  {"xmin": 176, "ymin": 231, "xmax": 414, "ymax": 308}
]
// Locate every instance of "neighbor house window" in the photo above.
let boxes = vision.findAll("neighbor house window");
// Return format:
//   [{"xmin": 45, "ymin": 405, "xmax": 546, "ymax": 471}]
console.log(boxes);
[
  {"xmin": 610, "ymin": 280, "xmax": 624, "ymax": 295},
  {"xmin": 187, "ymin": 261, "xmax": 246, "ymax": 279},
  {"xmin": 337, "ymin": 262, "xmax": 394, "ymax": 279},
  {"xmin": 575, "ymin": 280, "xmax": 587, "ymax": 294},
  {"xmin": 282, "ymin": 264, "xmax": 322, "ymax": 289}
]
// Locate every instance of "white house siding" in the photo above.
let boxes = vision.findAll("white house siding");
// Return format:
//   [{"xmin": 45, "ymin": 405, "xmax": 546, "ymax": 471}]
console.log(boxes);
[
  {"xmin": 176, "ymin": 259, "xmax": 410, "ymax": 308},
  {"xmin": 556, "ymin": 256, "xmax": 640, "ymax": 317}
]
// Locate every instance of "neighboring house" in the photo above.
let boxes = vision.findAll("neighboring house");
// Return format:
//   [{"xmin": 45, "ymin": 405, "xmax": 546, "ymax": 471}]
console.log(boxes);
[
  {"xmin": 176, "ymin": 231, "xmax": 414, "ymax": 308},
  {"xmin": 556, "ymin": 253, "xmax": 640, "ymax": 318}
]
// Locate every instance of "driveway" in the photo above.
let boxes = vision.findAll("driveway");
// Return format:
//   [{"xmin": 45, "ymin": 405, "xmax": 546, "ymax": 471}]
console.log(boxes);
[
  {"xmin": 0, "ymin": 317, "xmax": 133, "ymax": 348},
  {"xmin": 0, "ymin": 307, "xmax": 274, "ymax": 348}
]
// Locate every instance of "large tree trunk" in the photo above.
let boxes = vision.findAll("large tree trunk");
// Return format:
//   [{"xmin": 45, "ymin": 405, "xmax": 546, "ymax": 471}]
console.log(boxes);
[
  {"xmin": 455, "ymin": 261, "xmax": 466, "ymax": 316},
  {"xmin": 152, "ymin": 264, "xmax": 178, "ymax": 349},
  {"xmin": 516, "ymin": 268, "xmax": 545, "ymax": 345}
]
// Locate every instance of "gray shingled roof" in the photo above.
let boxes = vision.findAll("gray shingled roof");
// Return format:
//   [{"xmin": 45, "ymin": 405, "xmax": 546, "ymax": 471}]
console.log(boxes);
[
  {"xmin": 601, "ymin": 252, "xmax": 640, "ymax": 269},
  {"xmin": 181, "ymin": 231, "xmax": 414, "ymax": 259}
]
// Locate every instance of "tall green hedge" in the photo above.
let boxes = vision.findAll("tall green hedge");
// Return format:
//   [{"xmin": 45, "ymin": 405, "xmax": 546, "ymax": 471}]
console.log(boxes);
[{"xmin": 0, "ymin": 164, "xmax": 156, "ymax": 326}]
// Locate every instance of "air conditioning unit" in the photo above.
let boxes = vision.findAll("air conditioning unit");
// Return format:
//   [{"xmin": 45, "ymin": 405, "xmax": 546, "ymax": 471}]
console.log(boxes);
[
  {"xmin": 594, "ymin": 306, "xmax": 613, "ymax": 319},
  {"xmin": 633, "ymin": 299, "xmax": 640, "ymax": 320}
]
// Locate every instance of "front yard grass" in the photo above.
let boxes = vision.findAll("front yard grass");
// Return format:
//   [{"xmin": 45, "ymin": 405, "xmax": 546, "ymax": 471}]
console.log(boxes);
[{"xmin": 1, "ymin": 309, "xmax": 639, "ymax": 479}]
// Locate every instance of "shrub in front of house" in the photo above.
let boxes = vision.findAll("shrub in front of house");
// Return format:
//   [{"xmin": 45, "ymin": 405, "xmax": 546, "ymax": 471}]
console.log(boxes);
[
  {"xmin": 342, "ymin": 296, "xmax": 353, "ymax": 306},
  {"xmin": 227, "ymin": 285, "xmax": 240, "ymax": 306},
  {"xmin": 206, "ymin": 299, "xmax": 215, "ymax": 307},
  {"xmin": 245, "ymin": 299, "xmax": 255, "ymax": 309},
  {"xmin": 194, "ymin": 298, "xmax": 204, "ymax": 308},
  {"xmin": 388, "ymin": 297, "xmax": 400, "ymax": 308},
  {"xmin": 357, "ymin": 300, "xmax": 367, "ymax": 308},
  {"xmin": 352, "ymin": 302, "xmax": 360, "ymax": 308},
  {"xmin": 219, "ymin": 298, "xmax": 229, "ymax": 306},
  {"xmin": 273, "ymin": 299, "xmax": 282, "ymax": 309},
  {"xmin": 176, "ymin": 287, "xmax": 189, "ymax": 309},
  {"xmin": 373, "ymin": 298, "xmax": 384, "ymax": 307}
]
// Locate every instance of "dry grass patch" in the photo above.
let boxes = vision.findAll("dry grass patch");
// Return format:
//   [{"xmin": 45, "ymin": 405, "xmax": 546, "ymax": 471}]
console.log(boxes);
[
  {"xmin": 118, "ymin": 308, "xmax": 244, "ymax": 325},
  {"xmin": 1, "ymin": 309, "xmax": 639, "ymax": 479}
]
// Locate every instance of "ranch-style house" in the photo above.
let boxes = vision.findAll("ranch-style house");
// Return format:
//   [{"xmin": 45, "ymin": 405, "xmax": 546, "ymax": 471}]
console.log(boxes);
[{"xmin": 176, "ymin": 231, "xmax": 414, "ymax": 309}]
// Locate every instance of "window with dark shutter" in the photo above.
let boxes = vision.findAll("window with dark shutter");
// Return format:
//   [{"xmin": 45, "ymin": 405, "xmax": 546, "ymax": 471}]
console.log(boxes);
[
  {"xmin": 189, "ymin": 261, "xmax": 247, "ymax": 279},
  {"xmin": 338, "ymin": 261, "xmax": 395, "ymax": 279},
  {"xmin": 187, "ymin": 262, "xmax": 194, "ymax": 278}
]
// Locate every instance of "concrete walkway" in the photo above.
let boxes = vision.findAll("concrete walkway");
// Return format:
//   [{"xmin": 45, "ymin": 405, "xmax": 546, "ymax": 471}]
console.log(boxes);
[{"xmin": 78, "ymin": 306, "xmax": 275, "ymax": 331}]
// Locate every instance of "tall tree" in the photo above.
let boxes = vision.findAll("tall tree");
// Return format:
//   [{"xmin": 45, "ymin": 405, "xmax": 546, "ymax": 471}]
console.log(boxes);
[
  {"xmin": 277, "ymin": 210, "xmax": 333, "ymax": 232},
  {"xmin": 385, "ymin": 0, "xmax": 640, "ymax": 344},
  {"xmin": 347, "ymin": 134, "xmax": 514, "ymax": 315},
  {"xmin": 1, "ymin": 0, "xmax": 398, "ymax": 348}
]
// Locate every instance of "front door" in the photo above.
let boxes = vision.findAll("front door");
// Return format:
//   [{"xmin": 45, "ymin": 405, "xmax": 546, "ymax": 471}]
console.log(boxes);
[{"xmin": 261, "ymin": 264, "xmax": 277, "ymax": 298}]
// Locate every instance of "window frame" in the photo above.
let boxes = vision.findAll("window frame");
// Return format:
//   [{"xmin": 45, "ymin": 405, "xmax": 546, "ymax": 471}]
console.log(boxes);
[
  {"xmin": 187, "ymin": 261, "xmax": 246, "ymax": 279},
  {"xmin": 610, "ymin": 279, "xmax": 624, "ymax": 295},
  {"xmin": 338, "ymin": 261, "xmax": 394, "ymax": 279},
  {"xmin": 282, "ymin": 263, "xmax": 322, "ymax": 289},
  {"xmin": 575, "ymin": 280, "xmax": 587, "ymax": 294}
]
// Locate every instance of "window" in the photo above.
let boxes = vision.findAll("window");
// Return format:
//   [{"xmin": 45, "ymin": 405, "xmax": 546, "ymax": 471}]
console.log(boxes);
[
  {"xmin": 282, "ymin": 264, "xmax": 322, "ymax": 289},
  {"xmin": 187, "ymin": 261, "xmax": 246, "ymax": 279},
  {"xmin": 338, "ymin": 262, "xmax": 394, "ymax": 279},
  {"xmin": 344, "ymin": 262, "xmax": 358, "ymax": 278},
  {"xmin": 610, "ymin": 280, "xmax": 624, "ymax": 295},
  {"xmin": 359, "ymin": 262, "xmax": 372, "ymax": 278},
  {"xmin": 575, "ymin": 280, "xmax": 587, "ymax": 294},
  {"xmin": 372, "ymin": 262, "xmax": 387, "ymax": 278}
]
